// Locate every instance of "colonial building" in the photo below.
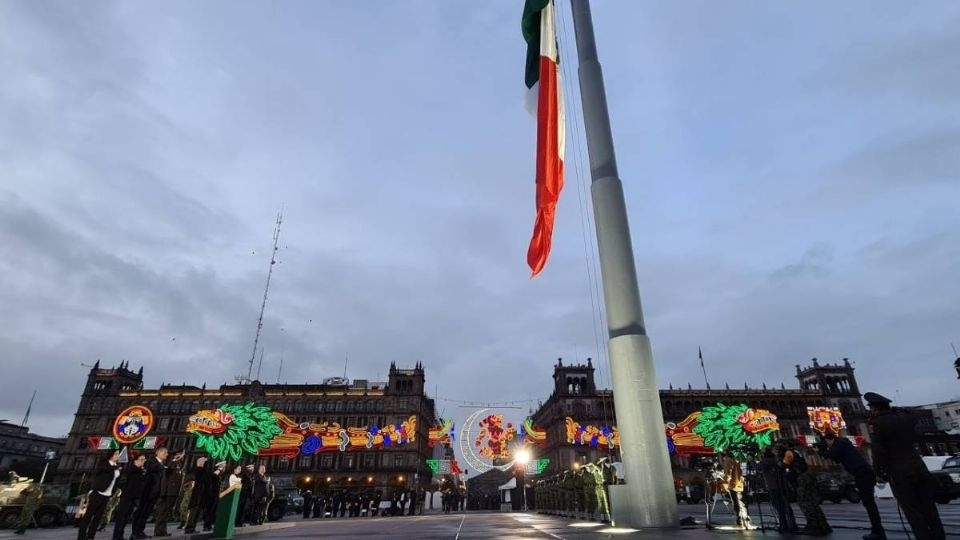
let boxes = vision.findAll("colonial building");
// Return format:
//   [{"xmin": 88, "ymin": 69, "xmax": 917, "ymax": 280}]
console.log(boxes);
[
  {"xmin": 529, "ymin": 357, "xmax": 871, "ymax": 476},
  {"xmin": 56, "ymin": 361, "xmax": 439, "ymax": 495},
  {"xmin": 0, "ymin": 420, "xmax": 66, "ymax": 480}
]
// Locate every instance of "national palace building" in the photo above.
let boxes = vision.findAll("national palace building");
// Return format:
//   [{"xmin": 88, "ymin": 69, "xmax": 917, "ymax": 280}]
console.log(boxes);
[
  {"xmin": 528, "ymin": 357, "xmax": 873, "ymax": 477},
  {"xmin": 55, "ymin": 361, "xmax": 440, "ymax": 494}
]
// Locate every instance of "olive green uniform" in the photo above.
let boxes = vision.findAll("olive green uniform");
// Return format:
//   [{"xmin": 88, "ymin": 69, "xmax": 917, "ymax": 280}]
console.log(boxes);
[
  {"xmin": 797, "ymin": 471, "xmax": 830, "ymax": 535},
  {"xmin": 14, "ymin": 485, "xmax": 42, "ymax": 534}
]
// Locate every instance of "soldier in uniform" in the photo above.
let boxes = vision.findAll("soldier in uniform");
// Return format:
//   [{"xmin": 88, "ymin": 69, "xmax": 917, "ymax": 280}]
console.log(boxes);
[
  {"xmin": 866, "ymin": 392, "xmax": 945, "ymax": 540},
  {"xmin": 176, "ymin": 480, "xmax": 193, "ymax": 530},
  {"xmin": 573, "ymin": 469, "xmax": 585, "ymax": 519},
  {"xmin": 582, "ymin": 465, "xmax": 598, "ymax": 521},
  {"xmin": 12, "ymin": 483, "xmax": 42, "ymax": 535},
  {"xmin": 98, "ymin": 489, "xmax": 122, "ymax": 532}
]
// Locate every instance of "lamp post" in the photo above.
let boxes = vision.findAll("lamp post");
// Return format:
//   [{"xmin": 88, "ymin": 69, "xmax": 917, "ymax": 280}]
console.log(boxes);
[
  {"xmin": 954, "ymin": 357, "xmax": 959, "ymax": 379},
  {"xmin": 515, "ymin": 449, "xmax": 531, "ymax": 512}
]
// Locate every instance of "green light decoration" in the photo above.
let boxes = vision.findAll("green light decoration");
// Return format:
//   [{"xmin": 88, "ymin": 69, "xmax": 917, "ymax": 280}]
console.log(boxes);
[
  {"xmin": 192, "ymin": 402, "xmax": 283, "ymax": 461},
  {"xmin": 426, "ymin": 459, "xmax": 440, "ymax": 475},
  {"xmin": 535, "ymin": 458, "xmax": 550, "ymax": 474},
  {"xmin": 692, "ymin": 403, "xmax": 779, "ymax": 457}
]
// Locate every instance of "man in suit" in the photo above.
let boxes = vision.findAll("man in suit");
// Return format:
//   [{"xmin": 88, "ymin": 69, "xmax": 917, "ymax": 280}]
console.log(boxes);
[
  {"xmin": 112, "ymin": 454, "xmax": 147, "ymax": 540},
  {"xmin": 131, "ymin": 447, "xmax": 168, "ymax": 539},
  {"xmin": 152, "ymin": 450, "xmax": 185, "ymax": 537},
  {"xmin": 77, "ymin": 450, "xmax": 123, "ymax": 540}
]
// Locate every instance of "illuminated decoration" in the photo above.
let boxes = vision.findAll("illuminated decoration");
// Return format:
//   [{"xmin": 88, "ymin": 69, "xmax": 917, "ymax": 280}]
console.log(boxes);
[
  {"xmin": 518, "ymin": 418, "xmax": 548, "ymax": 447},
  {"xmin": 428, "ymin": 419, "xmax": 456, "ymax": 448},
  {"xmin": 807, "ymin": 406, "xmax": 846, "ymax": 436},
  {"xmin": 187, "ymin": 403, "xmax": 283, "ymax": 461},
  {"xmin": 564, "ymin": 417, "xmax": 619, "ymax": 449},
  {"xmin": 692, "ymin": 403, "xmax": 779, "ymax": 454},
  {"xmin": 474, "ymin": 413, "xmax": 518, "ymax": 460},
  {"xmin": 265, "ymin": 413, "xmax": 417, "ymax": 456},
  {"xmin": 458, "ymin": 409, "xmax": 512, "ymax": 473},
  {"xmin": 87, "ymin": 436, "xmax": 164, "ymax": 451},
  {"xmin": 425, "ymin": 459, "xmax": 464, "ymax": 475},
  {"xmin": 664, "ymin": 412, "xmax": 713, "ymax": 457},
  {"xmin": 187, "ymin": 403, "xmax": 417, "ymax": 460},
  {"xmin": 113, "ymin": 406, "xmax": 154, "ymax": 445},
  {"xmin": 524, "ymin": 458, "xmax": 550, "ymax": 475}
]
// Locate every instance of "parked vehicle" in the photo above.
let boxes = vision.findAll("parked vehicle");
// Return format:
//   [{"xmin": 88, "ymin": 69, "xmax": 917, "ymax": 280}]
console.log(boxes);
[
  {"xmin": 815, "ymin": 472, "xmax": 859, "ymax": 504},
  {"xmin": 0, "ymin": 476, "xmax": 72, "ymax": 529},
  {"xmin": 930, "ymin": 455, "xmax": 960, "ymax": 505}
]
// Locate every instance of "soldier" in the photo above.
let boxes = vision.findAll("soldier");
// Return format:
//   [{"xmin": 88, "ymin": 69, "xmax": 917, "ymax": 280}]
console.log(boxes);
[
  {"xmin": 98, "ymin": 488, "xmax": 122, "ymax": 532},
  {"xmin": 12, "ymin": 483, "xmax": 42, "ymax": 535},
  {"xmin": 573, "ymin": 469, "xmax": 585, "ymax": 519},
  {"xmin": 582, "ymin": 466, "xmax": 598, "ymax": 521},
  {"xmin": 797, "ymin": 466, "xmax": 831, "ymax": 536},
  {"xmin": 176, "ymin": 480, "xmax": 193, "ymax": 530},
  {"xmin": 132, "ymin": 446, "xmax": 167, "ymax": 540},
  {"xmin": 251, "ymin": 464, "xmax": 269, "ymax": 525},
  {"xmin": 866, "ymin": 392, "xmax": 945, "ymax": 540}
]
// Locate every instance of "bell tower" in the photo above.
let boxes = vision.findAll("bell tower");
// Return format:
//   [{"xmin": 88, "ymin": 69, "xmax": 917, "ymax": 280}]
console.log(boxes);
[{"xmin": 552, "ymin": 357, "xmax": 597, "ymax": 397}]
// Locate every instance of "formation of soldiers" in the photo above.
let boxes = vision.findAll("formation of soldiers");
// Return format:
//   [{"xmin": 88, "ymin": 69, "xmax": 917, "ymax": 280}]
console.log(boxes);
[
  {"xmin": 67, "ymin": 447, "xmax": 274, "ymax": 540},
  {"xmin": 533, "ymin": 460, "xmax": 614, "ymax": 522}
]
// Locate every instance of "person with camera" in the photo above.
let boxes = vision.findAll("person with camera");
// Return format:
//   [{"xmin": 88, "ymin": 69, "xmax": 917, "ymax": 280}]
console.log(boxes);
[
  {"xmin": 820, "ymin": 431, "xmax": 885, "ymax": 539},
  {"xmin": 760, "ymin": 447, "xmax": 797, "ymax": 533},
  {"xmin": 720, "ymin": 452, "xmax": 750, "ymax": 528},
  {"xmin": 866, "ymin": 392, "xmax": 944, "ymax": 540}
]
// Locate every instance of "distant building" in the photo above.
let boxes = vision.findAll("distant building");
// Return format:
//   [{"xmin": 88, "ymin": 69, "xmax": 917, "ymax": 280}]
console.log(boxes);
[
  {"xmin": 56, "ymin": 360, "xmax": 439, "ymax": 495},
  {"xmin": 529, "ymin": 357, "xmax": 872, "ymax": 477},
  {"xmin": 914, "ymin": 400, "xmax": 960, "ymax": 433},
  {"xmin": 0, "ymin": 420, "xmax": 66, "ymax": 480}
]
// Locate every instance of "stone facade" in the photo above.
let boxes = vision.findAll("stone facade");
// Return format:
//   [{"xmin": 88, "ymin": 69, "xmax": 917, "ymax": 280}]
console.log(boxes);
[{"xmin": 55, "ymin": 361, "xmax": 439, "ymax": 494}]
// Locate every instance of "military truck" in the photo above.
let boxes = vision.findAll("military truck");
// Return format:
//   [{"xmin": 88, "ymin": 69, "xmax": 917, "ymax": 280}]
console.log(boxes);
[{"xmin": 0, "ymin": 473, "xmax": 72, "ymax": 529}]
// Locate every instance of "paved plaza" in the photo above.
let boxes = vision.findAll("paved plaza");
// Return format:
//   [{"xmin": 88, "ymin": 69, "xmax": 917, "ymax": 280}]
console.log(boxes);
[{"xmin": 0, "ymin": 500, "xmax": 955, "ymax": 539}]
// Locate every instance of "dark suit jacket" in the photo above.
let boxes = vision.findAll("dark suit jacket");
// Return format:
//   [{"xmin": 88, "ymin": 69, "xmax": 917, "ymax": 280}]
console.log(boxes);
[
  {"xmin": 142, "ymin": 457, "xmax": 165, "ymax": 499},
  {"xmin": 90, "ymin": 457, "xmax": 122, "ymax": 494}
]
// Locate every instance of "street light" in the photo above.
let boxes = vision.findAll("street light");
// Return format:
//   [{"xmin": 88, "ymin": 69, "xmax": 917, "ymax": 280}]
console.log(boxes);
[
  {"xmin": 954, "ymin": 357, "xmax": 960, "ymax": 379},
  {"xmin": 515, "ymin": 448, "xmax": 531, "ymax": 512}
]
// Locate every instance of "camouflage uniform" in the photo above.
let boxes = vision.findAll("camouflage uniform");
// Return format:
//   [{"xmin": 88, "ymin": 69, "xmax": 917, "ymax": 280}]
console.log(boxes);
[
  {"xmin": 13, "ymin": 484, "xmax": 42, "ymax": 534},
  {"xmin": 573, "ymin": 471, "xmax": 585, "ymax": 518},
  {"xmin": 98, "ymin": 489, "xmax": 122, "ymax": 530},
  {"xmin": 797, "ymin": 471, "xmax": 831, "ymax": 535},
  {"xmin": 582, "ymin": 468, "xmax": 598, "ymax": 521},
  {"xmin": 177, "ymin": 485, "xmax": 193, "ymax": 527}
]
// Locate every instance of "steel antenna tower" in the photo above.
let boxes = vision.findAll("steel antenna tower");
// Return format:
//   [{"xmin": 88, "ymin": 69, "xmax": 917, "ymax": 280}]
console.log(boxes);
[{"xmin": 246, "ymin": 210, "xmax": 283, "ymax": 383}]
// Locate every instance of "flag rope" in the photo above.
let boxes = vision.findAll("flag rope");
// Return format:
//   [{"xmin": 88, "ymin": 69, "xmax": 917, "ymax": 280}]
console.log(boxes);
[{"xmin": 555, "ymin": 0, "xmax": 614, "ymax": 434}]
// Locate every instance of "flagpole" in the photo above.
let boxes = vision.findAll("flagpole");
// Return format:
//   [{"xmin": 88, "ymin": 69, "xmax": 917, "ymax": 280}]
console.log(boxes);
[
  {"xmin": 700, "ymin": 347, "xmax": 711, "ymax": 389},
  {"xmin": 570, "ymin": 0, "xmax": 677, "ymax": 528}
]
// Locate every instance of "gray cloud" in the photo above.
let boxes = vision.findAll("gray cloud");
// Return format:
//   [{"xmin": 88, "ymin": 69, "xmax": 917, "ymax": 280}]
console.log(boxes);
[{"xmin": 1, "ymin": 1, "xmax": 958, "ymax": 441}]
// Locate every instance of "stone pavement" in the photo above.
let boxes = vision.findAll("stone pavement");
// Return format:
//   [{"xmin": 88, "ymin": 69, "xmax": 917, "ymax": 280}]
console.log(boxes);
[{"xmin": 1, "ymin": 500, "xmax": 955, "ymax": 539}]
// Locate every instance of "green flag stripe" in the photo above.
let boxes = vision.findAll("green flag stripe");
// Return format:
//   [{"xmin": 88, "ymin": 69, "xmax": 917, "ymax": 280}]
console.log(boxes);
[{"xmin": 522, "ymin": 0, "xmax": 549, "ymax": 89}]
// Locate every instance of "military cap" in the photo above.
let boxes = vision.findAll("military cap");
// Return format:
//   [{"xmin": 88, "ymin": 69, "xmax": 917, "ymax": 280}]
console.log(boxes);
[{"xmin": 863, "ymin": 392, "xmax": 892, "ymax": 407}]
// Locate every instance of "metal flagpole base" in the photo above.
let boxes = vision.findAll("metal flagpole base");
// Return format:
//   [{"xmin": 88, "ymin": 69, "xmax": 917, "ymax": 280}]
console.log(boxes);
[{"xmin": 608, "ymin": 334, "xmax": 678, "ymax": 528}]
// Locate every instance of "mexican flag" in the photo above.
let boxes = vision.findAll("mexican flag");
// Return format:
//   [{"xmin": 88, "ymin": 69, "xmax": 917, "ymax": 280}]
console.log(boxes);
[{"xmin": 522, "ymin": 0, "xmax": 565, "ymax": 277}]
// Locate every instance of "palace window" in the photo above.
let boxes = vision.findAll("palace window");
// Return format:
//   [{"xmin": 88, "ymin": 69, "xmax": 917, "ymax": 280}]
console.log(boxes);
[
  {"xmin": 393, "ymin": 454, "xmax": 405, "ymax": 468},
  {"xmin": 363, "ymin": 453, "xmax": 376, "ymax": 469},
  {"xmin": 344, "ymin": 454, "xmax": 356, "ymax": 469},
  {"xmin": 320, "ymin": 454, "xmax": 334, "ymax": 469},
  {"xmin": 299, "ymin": 455, "xmax": 313, "ymax": 469}
]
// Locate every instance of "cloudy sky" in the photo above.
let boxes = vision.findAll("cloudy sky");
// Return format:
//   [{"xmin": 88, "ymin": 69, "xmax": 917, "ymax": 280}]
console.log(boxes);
[{"xmin": 1, "ymin": 0, "xmax": 958, "ymax": 439}]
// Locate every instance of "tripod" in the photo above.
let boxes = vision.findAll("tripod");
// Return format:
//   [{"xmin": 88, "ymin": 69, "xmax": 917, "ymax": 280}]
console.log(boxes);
[{"xmin": 743, "ymin": 462, "xmax": 769, "ymax": 533}]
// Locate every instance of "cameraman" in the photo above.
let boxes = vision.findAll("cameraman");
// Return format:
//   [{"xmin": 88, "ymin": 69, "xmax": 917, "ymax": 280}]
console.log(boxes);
[
  {"xmin": 866, "ymin": 392, "xmax": 944, "ymax": 540},
  {"xmin": 820, "ymin": 431, "xmax": 885, "ymax": 540},
  {"xmin": 720, "ymin": 452, "xmax": 750, "ymax": 528}
]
